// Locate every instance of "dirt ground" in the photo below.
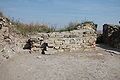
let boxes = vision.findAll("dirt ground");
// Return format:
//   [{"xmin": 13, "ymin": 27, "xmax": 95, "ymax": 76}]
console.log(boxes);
[{"xmin": 0, "ymin": 45, "xmax": 120, "ymax": 80}]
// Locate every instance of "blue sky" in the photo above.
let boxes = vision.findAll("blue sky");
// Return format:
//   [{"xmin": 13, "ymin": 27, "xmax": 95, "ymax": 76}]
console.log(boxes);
[{"xmin": 0, "ymin": 0, "xmax": 120, "ymax": 30}]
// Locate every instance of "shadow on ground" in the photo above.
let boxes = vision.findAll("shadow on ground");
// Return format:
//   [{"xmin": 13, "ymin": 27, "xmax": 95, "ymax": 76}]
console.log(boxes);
[{"xmin": 97, "ymin": 44, "xmax": 120, "ymax": 52}]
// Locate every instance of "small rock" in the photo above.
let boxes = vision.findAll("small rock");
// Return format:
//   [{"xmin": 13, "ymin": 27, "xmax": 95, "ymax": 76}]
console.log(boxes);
[
  {"xmin": 36, "ymin": 56, "xmax": 42, "ymax": 59},
  {"xmin": 97, "ymin": 53, "xmax": 103, "ymax": 56}
]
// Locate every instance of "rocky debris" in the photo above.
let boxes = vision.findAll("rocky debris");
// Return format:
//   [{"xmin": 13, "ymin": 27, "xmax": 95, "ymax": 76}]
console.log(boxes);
[
  {"xmin": 77, "ymin": 21, "xmax": 97, "ymax": 31},
  {"xmin": 23, "ymin": 37, "xmax": 43, "ymax": 51},
  {"xmin": 0, "ymin": 16, "xmax": 12, "ymax": 59},
  {"xmin": 0, "ymin": 15, "xmax": 23, "ymax": 60},
  {"xmin": 103, "ymin": 24, "xmax": 120, "ymax": 49},
  {"xmin": 0, "ymin": 16, "xmax": 11, "ymax": 29},
  {"xmin": 23, "ymin": 37, "xmax": 56, "ymax": 54},
  {"xmin": 0, "ymin": 44, "xmax": 17, "ymax": 60},
  {"xmin": 0, "ymin": 16, "xmax": 12, "ymax": 42}
]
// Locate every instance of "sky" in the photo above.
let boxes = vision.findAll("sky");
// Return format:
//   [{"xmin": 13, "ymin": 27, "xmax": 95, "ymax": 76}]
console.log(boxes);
[{"xmin": 0, "ymin": 0, "xmax": 120, "ymax": 30}]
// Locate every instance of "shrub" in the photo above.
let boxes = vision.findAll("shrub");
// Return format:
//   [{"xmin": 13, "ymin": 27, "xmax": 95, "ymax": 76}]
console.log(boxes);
[
  {"xmin": 58, "ymin": 22, "xmax": 80, "ymax": 32},
  {"xmin": 11, "ymin": 20, "xmax": 54, "ymax": 35}
]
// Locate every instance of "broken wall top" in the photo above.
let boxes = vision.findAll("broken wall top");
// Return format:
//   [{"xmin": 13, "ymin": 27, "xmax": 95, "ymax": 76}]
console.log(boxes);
[{"xmin": 76, "ymin": 21, "xmax": 97, "ymax": 31}]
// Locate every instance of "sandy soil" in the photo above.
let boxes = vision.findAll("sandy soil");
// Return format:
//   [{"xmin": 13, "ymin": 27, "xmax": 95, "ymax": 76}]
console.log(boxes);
[{"xmin": 0, "ymin": 45, "xmax": 120, "ymax": 80}]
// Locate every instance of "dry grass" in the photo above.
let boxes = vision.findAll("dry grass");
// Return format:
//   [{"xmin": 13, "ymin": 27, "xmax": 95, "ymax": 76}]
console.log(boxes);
[{"xmin": 11, "ymin": 20, "xmax": 55, "ymax": 35}]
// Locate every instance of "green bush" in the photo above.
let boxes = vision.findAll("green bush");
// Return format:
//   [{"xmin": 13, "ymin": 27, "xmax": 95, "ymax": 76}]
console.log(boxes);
[{"xmin": 57, "ymin": 22, "xmax": 80, "ymax": 32}]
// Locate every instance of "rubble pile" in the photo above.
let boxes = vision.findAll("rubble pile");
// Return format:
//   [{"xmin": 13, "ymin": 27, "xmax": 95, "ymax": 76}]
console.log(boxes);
[
  {"xmin": 0, "ymin": 16, "xmax": 13, "ymax": 59},
  {"xmin": 103, "ymin": 24, "xmax": 120, "ymax": 49},
  {"xmin": 0, "ymin": 16, "xmax": 11, "ymax": 40},
  {"xmin": 0, "ymin": 15, "xmax": 24, "ymax": 60},
  {"xmin": 79, "ymin": 21, "xmax": 97, "ymax": 31},
  {"xmin": 23, "ymin": 37, "xmax": 43, "ymax": 51}
]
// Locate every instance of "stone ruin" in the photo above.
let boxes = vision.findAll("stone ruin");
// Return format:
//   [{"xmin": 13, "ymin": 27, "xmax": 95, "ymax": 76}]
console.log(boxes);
[
  {"xmin": 0, "ymin": 13, "xmax": 98, "ymax": 55},
  {"xmin": 78, "ymin": 21, "xmax": 97, "ymax": 31},
  {"xmin": 24, "ymin": 22, "xmax": 97, "ymax": 54},
  {"xmin": 103, "ymin": 24, "xmax": 120, "ymax": 49}
]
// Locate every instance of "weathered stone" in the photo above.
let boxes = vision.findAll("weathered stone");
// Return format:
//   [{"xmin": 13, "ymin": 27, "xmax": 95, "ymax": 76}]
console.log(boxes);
[
  {"xmin": 77, "ymin": 21, "xmax": 97, "ymax": 31},
  {"xmin": 23, "ymin": 37, "xmax": 43, "ymax": 50},
  {"xmin": 0, "ymin": 22, "xmax": 2, "ymax": 29},
  {"xmin": 32, "ymin": 43, "xmax": 40, "ymax": 48},
  {"xmin": 31, "ymin": 47, "xmax": 40, "ymax": 51},
  {"xmin": 54, "ymin": 46, "xmax": 60, "ymax": 50},
  {"xmin": 0, "ymin": 17, "xmax": 11, "ymax": 28},
  {"xmin": 103, "ymin": 24, "xmax": 120, "ymax": 49},
  {"xmin": 24, "ymin": 22, "xmax": 97, "ymax": 52},
  {"xmin": 70, "ymin": 39, "xmax": 75, "ymax": 44}
]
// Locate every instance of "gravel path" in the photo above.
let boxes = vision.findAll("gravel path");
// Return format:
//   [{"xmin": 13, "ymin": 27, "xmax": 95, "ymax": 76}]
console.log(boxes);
[{"xmin": 0, "ymin": 46, "xmax": 120, "ymax": 80}]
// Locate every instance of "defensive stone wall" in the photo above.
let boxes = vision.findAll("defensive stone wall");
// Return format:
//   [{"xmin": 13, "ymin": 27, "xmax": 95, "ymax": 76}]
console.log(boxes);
[
  {"xmin": 0, "ymin": 15, "xmax": 98, "ymax": 55},
  {"xmin": 103, "ymin": 24, "xmax": 120, "ymax": 49},
  {"xmin": 25, "ymin": 22, "xmax": 97, "ymax": 53}
]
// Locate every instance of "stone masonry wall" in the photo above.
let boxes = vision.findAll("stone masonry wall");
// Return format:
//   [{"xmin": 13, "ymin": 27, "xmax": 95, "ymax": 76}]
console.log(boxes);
[
  {"xmin": 0, "ymin": 14, "xmax": 97, "ymax": 55},
  {"xmin": 26, "ymin": 22, "xmax": 97, "ymax": 53},
  {"xmin": 103, "ymin": 24, "xmax": 120, "ymax": 49},
  {"xmin": 41, "ymin": 29, "xmax": 96, "ymax": 52}
]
